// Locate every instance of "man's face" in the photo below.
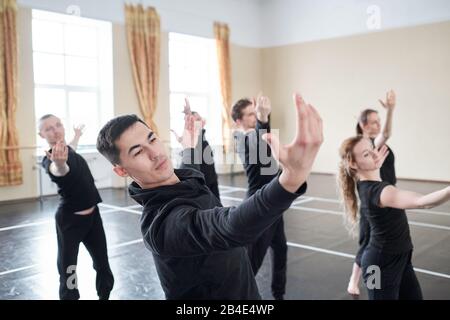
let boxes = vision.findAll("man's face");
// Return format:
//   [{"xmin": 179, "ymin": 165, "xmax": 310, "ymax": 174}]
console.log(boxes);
[
  {"xmin": 113, "ymin": 121, "xmax": 175, "ymax": 189},
  {"xmin": 38, "ymin": 116, "xmax": 65, "ymax": 146},
  {"xmin": 237, "ymin": 104, "xmax": 257, "ymax": 130}
]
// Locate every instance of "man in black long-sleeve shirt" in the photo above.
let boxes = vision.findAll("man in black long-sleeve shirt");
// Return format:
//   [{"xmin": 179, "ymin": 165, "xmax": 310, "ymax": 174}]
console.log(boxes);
[
  {"xmin": 232, "ymin": 96, "xmax": 288, "ymax": 300},
  {"xmin": 96, "ymin": 93, "xmax": 323, "ymax": 299},
  {"xmin": 39, "ymin": 114, "xmax": 114, "ymax": 300}
]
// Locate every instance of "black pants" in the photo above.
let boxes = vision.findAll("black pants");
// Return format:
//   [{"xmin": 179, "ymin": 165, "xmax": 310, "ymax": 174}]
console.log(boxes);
[
  {"xmin": 247, "ymin": 217, "xmax": 287, "ymax": 299},
  {"xmin": 361, "ymin": 247, "xmax": 422, "ymax": 300},
  {"xmin": 55, "ymin": 206, "xmax": 114, "ymax": 300}
]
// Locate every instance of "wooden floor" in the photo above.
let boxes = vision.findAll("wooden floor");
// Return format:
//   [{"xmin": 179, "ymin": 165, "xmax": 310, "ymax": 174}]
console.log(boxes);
[{"xmin": 0, "ymin": 173, "xmax": 449, "ymax": 300}]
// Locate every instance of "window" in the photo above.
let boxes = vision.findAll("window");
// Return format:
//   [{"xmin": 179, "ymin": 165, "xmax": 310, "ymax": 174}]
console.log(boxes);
[
  {"xmin": 168, "ymin": 33, "xmax": 222, "ymax": 148},
  {"xmin": 32, "ymin": 10, "xmax": 113, "ymax": 149}
]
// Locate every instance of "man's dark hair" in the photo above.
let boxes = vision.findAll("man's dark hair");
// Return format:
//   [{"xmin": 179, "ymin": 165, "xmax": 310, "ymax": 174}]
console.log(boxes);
[
  {"xmin": 231, "ymin": 99, "xmax": 252, "ymax": 122},
  {"xmin": 97, "ymin": 114, "xmax": 148, "ymax": 165},
  {"xmin": 39, "ymin": 114, "xmax": 56, "ymax": 122},
  {"xmin": 38, "ymin": 114, "xmax": 57, "ymax": 131}
]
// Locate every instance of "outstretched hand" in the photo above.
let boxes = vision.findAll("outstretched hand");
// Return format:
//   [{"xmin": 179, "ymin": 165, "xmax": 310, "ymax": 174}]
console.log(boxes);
[
  {"xmin": 262, "ymin": 93, "xmax": 323, "ymax": 193},
  {"xmin": 172, "ymin": 97, "xmax": 201, "ymax": 148},
  {"xmin": 73, "ymin": 124, "xmax": 85, "ymax": 138},
  {"xmin": 179, "ymin": 114, "xmax": 201, "ymax": 149},
  {"xmin": 45, "ymin": 141, "xmax": 68, "ymax": 168},
  {"xmin": 379, "ymin": 90, "xmax": 396, "ymax": 110},
  {"xmin": 255, "ymin": 94, "xmax": 271, "ymax": 123},
  {"xmin": 183, "ymin": 97, "xmax": 192, "ymax": 116},
  {"xmin": 374, "ymin": 145, "xmax": 390, "ymax": 169}
]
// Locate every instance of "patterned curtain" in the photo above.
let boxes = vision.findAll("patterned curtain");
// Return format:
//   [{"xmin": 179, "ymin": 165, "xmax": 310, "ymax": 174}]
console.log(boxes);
[
  {"xmin": 125, "ymin": 4, "xmax": 160, "ymax": 134},
  {"xmin": 0, "ymin": 0, "xmax": 22, "ymax": 186},
  {"xmin": 214, "ymin": 22, "xmax": 233, "ymax": 153}
]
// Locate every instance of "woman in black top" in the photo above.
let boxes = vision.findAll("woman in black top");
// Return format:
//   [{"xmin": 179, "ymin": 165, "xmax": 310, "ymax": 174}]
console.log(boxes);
[
  {"xmin": 338, "ymin": 136, "xmax": 450, "ymax": 299},
  {"xmin": 348, "ymin": 90, "xmax": 397, "ymax": 296}
]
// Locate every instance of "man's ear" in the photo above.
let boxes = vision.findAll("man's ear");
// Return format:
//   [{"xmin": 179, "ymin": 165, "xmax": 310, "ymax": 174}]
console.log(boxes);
[
  {"xmin": 38, "ymin": 131, "xmax": 44, "ymax": 139},
  {"xmin": 113, "ymin": 165, "xmax": 128, "ymax": 177}
]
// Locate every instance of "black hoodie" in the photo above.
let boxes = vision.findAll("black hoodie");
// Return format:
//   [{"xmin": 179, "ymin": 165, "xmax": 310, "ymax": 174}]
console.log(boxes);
[{"xmin": 128, "ymin": 150, "xmax": 307, "ymax": 300}]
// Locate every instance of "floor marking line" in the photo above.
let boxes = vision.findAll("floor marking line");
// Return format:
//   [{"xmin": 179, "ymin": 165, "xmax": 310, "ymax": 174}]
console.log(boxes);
[
  {"xmin": 0, "ymin": 238, "xmax": 144, "ymax": 277},
  {"xmin": 286, "ymin": 241, "xmax": 450, "ymax": 280},
  {"xmin": 291, "ymin": 206, "xmax": 450, "ymax": 231},
  {"xmin": 220, "ymin": 196, "xmax": 450, "ymax": 231},
  {"xmin": 98, "ymin": 203, "xmax": 142, "ymax": 215},
  {"xmin": 219, "ymin": 185, "xmax": 450, "ymax": 217},
  {"xmin": 0, "ymin": 207, "xmax": 134, "ymax": 232}
]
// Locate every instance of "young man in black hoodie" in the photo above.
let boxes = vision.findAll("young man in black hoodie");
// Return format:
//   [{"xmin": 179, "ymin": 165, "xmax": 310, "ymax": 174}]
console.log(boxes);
[
  {"xmin": 96, "ymin": 93, "xmax": 323, "ymax": 299},
  {"xmin": 232, "ymin": 95, "xmax": 287, "ymax": 300}
]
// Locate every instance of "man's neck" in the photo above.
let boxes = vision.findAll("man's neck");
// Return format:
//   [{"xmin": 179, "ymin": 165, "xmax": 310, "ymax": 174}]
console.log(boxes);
[
  {"xmin": 238, "ymin": 126, "xmax": 255, "ymax": 134},
  {"xmin": 137, "ymin": 172, "xmax": 181, "ymax": 190}
]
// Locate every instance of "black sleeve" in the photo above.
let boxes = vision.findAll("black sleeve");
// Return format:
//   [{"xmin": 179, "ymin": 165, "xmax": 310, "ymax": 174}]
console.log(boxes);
[
  {"xmin": 369, "ymin": 181, "xmax": 392, "ymax": 209},
  {"xmin": 355, "ymin": 212, "xmax": 370, "ymax": 266},
  {"xmin": 256, "ymin": 119, "xmax": 270, "ymax": 132},
  {"xmin": 41, "ymin": 156, "xmax": 51, "ymax": 173},
  {"xmin": 254, "ymin": 119, "xmax": 270, "ymax": 150},
  {"xmin": 41, "ymin": 151, "xmax": 78, "ymax": 185},
  {"xmin": 244, "ymin": 119, "xmax": 270, "ymax": 151},
  {"xmin": 179, "ymin": 147, "xmax": 202, "ymax": 172},
  {"xmin": 144, "ymin": 177, "xmax": 307, "ymax": 257},
  {"xmin": 241, "ymin": 120, "xmax": 272, "ymax": 167}
]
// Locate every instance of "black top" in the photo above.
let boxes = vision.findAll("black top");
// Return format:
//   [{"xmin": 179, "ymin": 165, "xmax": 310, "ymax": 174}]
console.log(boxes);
[
  {"xmin": 369, "ymin": 138, "xmax": 396, "ymax": 185},
  {"xmin": 234, "ymin": 120, "xmax": 279, "ymax": 197},
  {"xmin": 197, "ymin": 129, "xmax": 218, "ymax": 188},
  {"xmin": 42, "ymin": 146, "xmax": 102, "ymax": 212},
  {"xmin": 380, "ymin": 145, "xmax": 397, "ymax": 186},
  {"xmin": 128, "ymin": 149, "xmax": 307, "ymax": 300},
  {"xmin": 355, "ymin": 141, "xmax": 397, "ymax": 266},
  {"xmin": 357, "ymin": 181, "xmax": 413, "ymax": 254}
]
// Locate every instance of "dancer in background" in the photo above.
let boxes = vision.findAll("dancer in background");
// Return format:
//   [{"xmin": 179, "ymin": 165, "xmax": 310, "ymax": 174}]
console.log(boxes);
[
  {"xmin": 348, "ymin": 90, "xmax": 397, "ymax": 297},
  {"xmin": 338, "ymin": 135, "xmax": 449, "ymax": 299},
  {"xmin": 39, "ymin": 115, "xmax": 114, "ymax": 300}
]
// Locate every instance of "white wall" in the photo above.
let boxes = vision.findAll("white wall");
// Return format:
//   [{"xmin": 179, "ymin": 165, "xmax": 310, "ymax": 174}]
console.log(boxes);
[
  {"xmin": 262, "ymin": 21, "xmax": 450, "ymax": 181},
  {"xmin": 6, "ymin": 0, "xmax": 450, "ymax": 190},
  {"xmin": 17, "ymin": 0, "xmax": 263, "ymax": 47},
  {"xmin": 260, "ymin": 0, "xmax": 450, "ymax": 47},
  {"xmin": 18, "ymin": 0, "xmax": 450, "ymax": 48},
  {"xmin": 0, "ymin": 5, "xmax": 264, "ymax": 201}
]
